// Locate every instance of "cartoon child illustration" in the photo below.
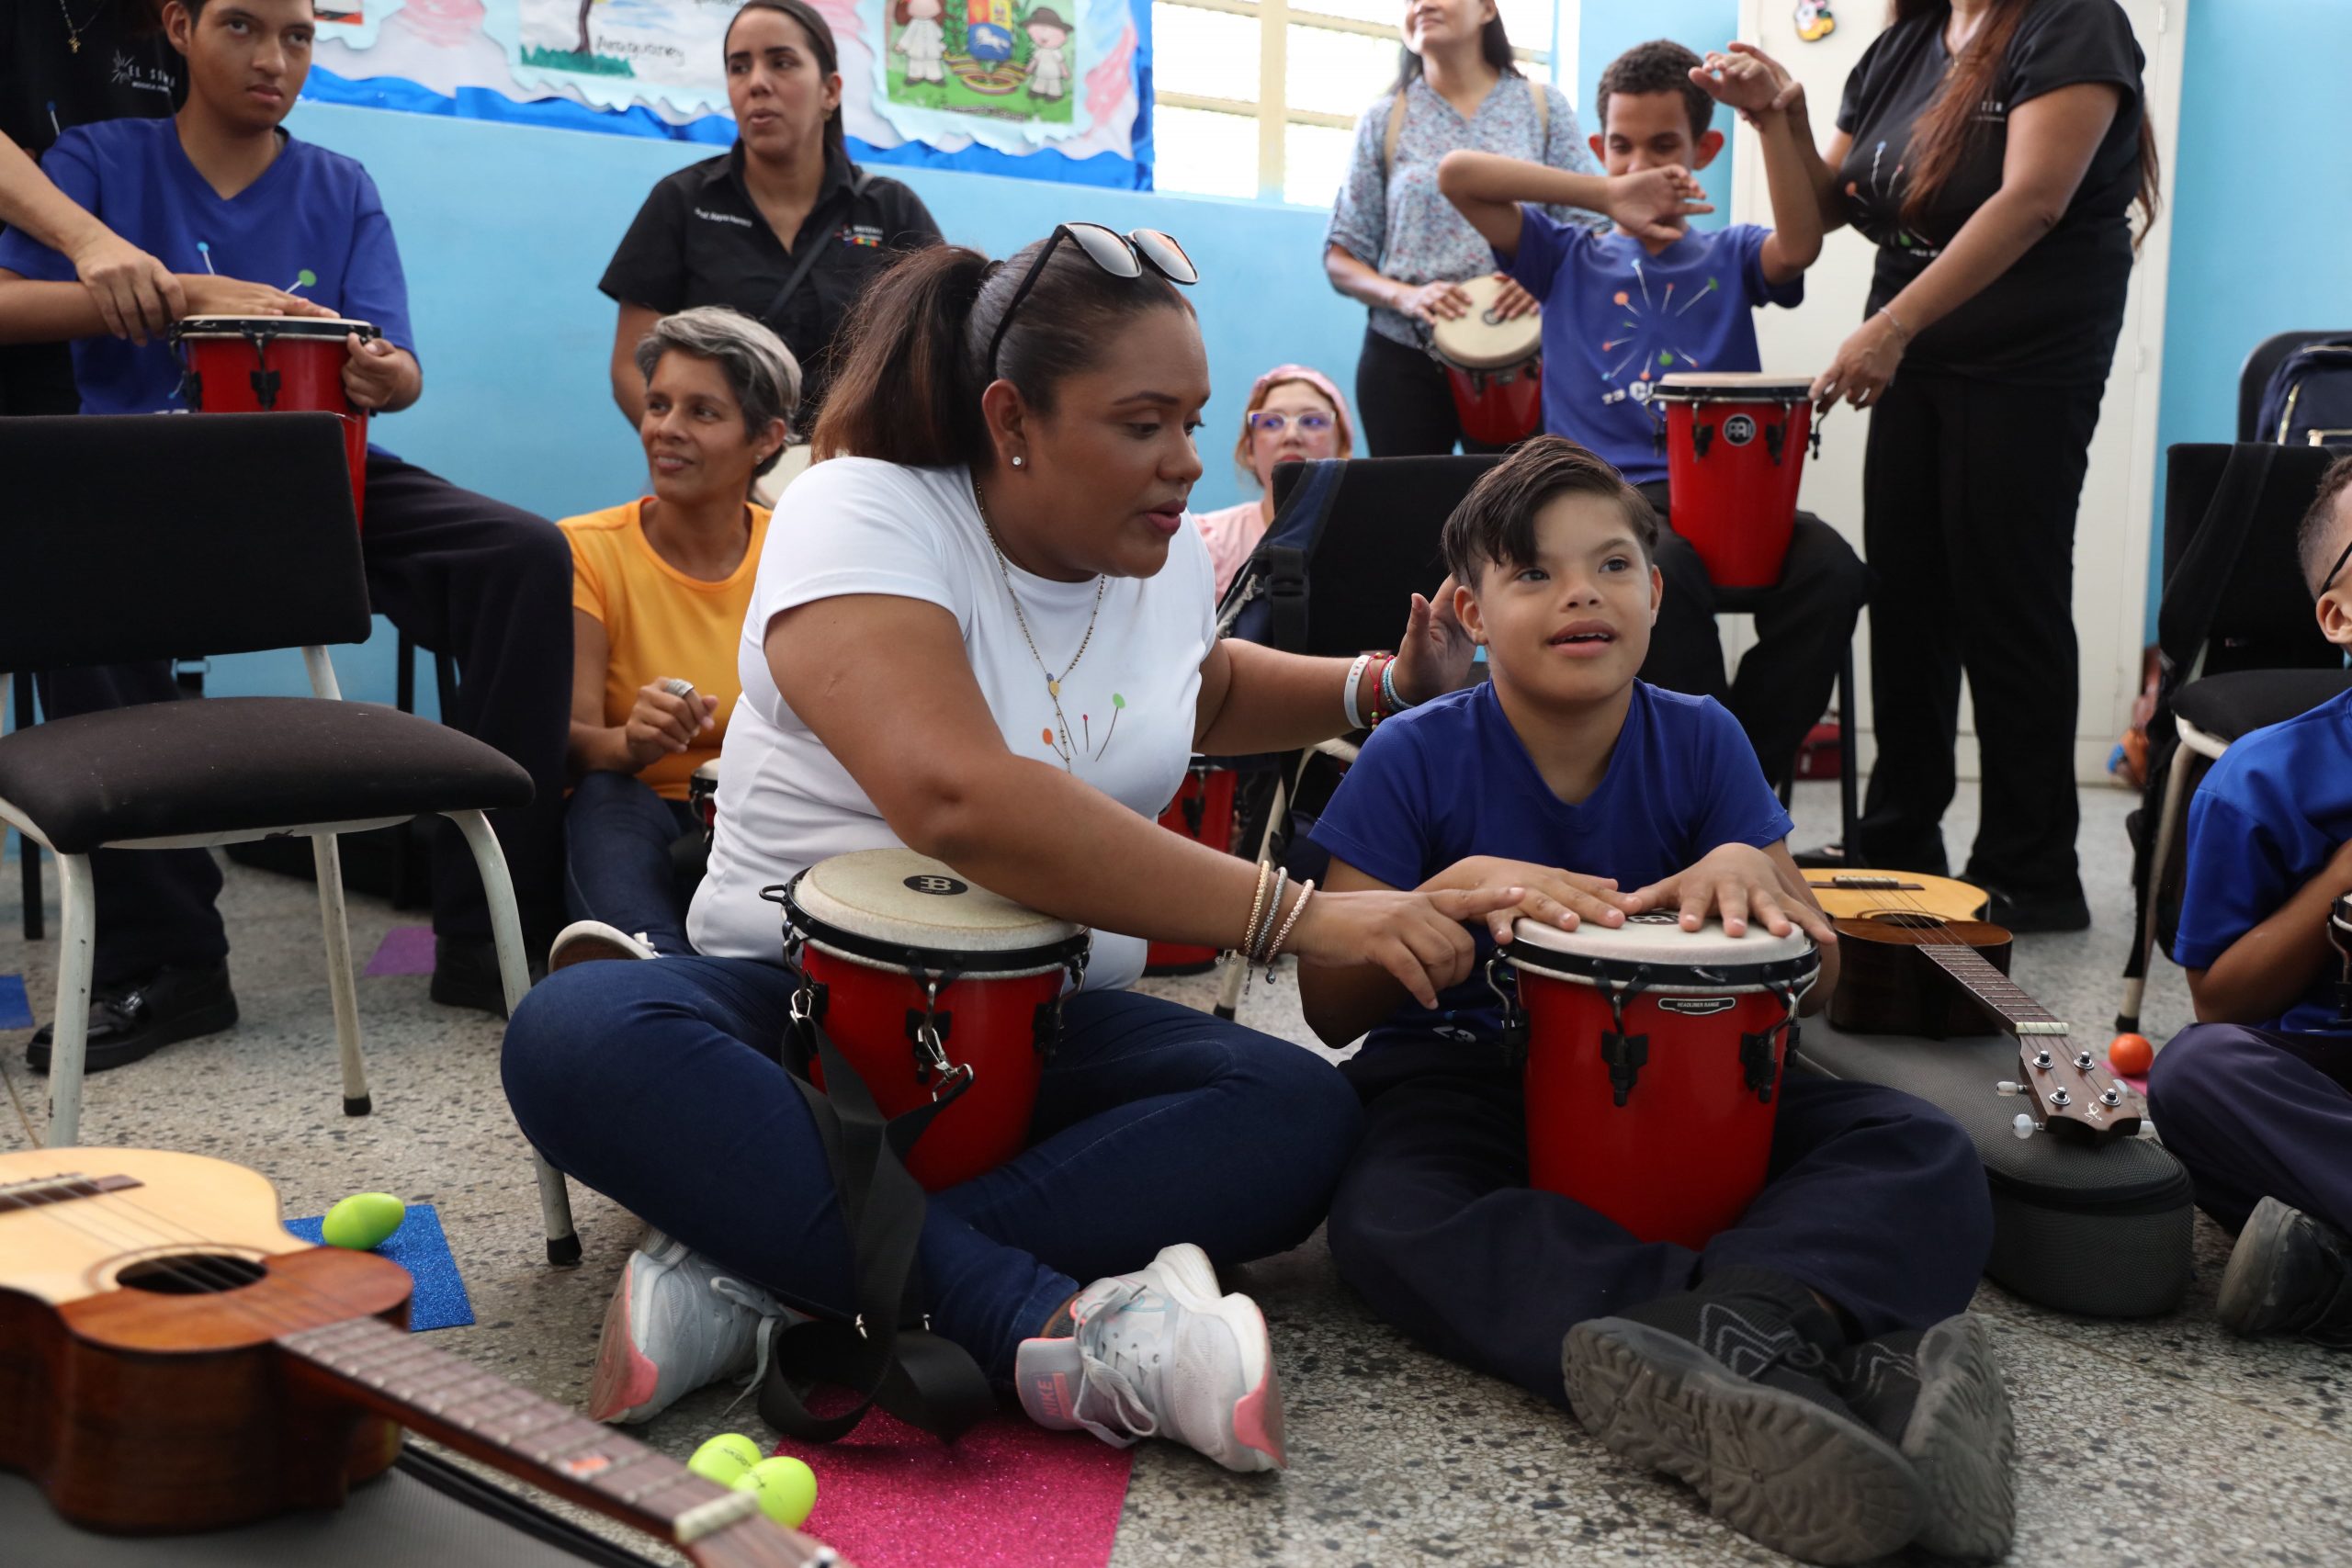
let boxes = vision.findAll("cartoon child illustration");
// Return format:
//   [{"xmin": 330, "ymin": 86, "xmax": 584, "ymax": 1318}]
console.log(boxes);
[
  {"xmin": 894, "ymin": 0, "xmax": 947, "ymax": 85},
  {"xmin": 1023, "ymin": 6, "xmax": 1071, "ymax": 101}
]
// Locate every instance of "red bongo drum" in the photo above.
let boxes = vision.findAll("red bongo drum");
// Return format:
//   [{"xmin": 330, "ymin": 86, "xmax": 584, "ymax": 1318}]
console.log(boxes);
[
  {"xmin": 1653, "ymin": 373, "xmax": 1819, "ymax": 589},
  {"xmin": 1501, "ymin": 912, "xmax": 1818, "ymax": 1248},
  {"xmin": 1145, "ymin": 760, "xmax": 1239, "ymax": 976},
  {"xmin": 170, "ymin": 315, "xmax": 378, "ymax": 527},
  {"xmin": 780, "ymin": 850, "xmax": 1089, "ymax": 1191},
  {"xmin": 1430, "ymin": 276, "xmax": 1544, "ymax": 448}
]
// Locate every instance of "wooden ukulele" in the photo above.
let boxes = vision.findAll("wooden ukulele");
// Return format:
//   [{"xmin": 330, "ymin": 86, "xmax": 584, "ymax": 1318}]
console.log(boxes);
[
  {"xmin": 0, "ymin": 1146, "xmax": 844, "ymax": 1562},
  {"xmin": 1804, "ymin": 869, "xmax": 1991, "ymax": 926}
]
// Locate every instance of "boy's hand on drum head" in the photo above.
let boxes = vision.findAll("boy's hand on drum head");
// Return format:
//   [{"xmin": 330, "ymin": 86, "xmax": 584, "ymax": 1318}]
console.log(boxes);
[
  {"xmin": 1446, "ymin": 856, "xmax": 1634, "ymax": 943},
  {"xmin": 177, "ymin": 274, "xmax": 330, "ymax": 319},
  {"xmin": 1624, "ymin": 843, "xmax": 1838, "ymax": 945},
  {"xmin": 1291, "ymin": 885, "xmax": 1524, "ymax": 1010},
  {"xmin": 1603, "ymin": 167, "xmax": 1713, "ymax": 245}
]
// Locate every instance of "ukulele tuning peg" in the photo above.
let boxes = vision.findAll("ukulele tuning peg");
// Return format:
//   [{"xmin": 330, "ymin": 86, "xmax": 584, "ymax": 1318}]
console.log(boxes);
[
  {"xmin": 2012, "ymin": 1112, "xmax": 2038, "ymax": 1139},
  {"xmin": 1996, "ymin": 1079, "xmax": 2024, "ymax": 1096},
  {"xmin": 2074, "ymin": 1052, "xmax": 2096, "ymax": 1070},
  {"xmin": 2101, "ymin": 1088, "xmax": 2122, "ymax": 1107},
  {"xmin": 2050, "ymin": 1087, "xmax": 2072, "ymax": 1107},
  {"xmin": 2032, "ymin": 1050, "xmax": 2054, "ymax": 1070}
]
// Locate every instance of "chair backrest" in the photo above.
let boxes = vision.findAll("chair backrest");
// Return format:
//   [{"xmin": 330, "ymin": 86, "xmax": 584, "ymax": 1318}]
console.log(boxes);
[
  {"xmin": 2157, "ymin": 443, "xmax": 2344, "ymax": 679},
  {"xmin": 2239, "ymin": 331, "xmax": 2344, "ymax": 441},
  {"xmin": 1261, "ymin": 454, "xmax": 1497, "ymax": 658},
  {"xmin": 0, "ymin": 413, "xmax": 372, "ymax": 672}
]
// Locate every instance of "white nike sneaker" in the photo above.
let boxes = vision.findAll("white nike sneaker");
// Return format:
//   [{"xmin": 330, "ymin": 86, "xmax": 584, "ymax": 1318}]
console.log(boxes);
[
  {"xmin": 588, "ymin": 1229, "xmax": 799, "ymax": 1424},
  {"xmin": 1013, "ymin": 1243, "xmax": 1286, "ymax": 1472},
  {"xmin": 548, "ymin": 920, "xmax": 660, "ymax": 972}
]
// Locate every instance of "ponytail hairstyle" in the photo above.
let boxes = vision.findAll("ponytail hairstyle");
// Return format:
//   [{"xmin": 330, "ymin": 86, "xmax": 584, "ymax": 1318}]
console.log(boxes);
[
  {"xmin": 814, "ymin": 236, "xmax": 1197, "ymax": 466},
  {"xmin": 725, "ymin": 0, "xmax": 847, "ymax": 162},
  {"xmin": 1891, "ymin": 0, "xmax": 2160, "ymax": 244},
  {"xmin": 1393, "ymin": 3, "xmax": 1519, "ymax": 92}
]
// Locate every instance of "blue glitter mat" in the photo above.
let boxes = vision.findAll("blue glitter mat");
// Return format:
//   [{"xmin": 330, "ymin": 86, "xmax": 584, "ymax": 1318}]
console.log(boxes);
[{"xmin": 283, "ymin": 1202, "xmax": 474, "ymax": 1331}]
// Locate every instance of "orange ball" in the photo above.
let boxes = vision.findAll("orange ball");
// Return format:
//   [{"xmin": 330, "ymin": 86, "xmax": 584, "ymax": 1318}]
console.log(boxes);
[{"xmin": 2109, "ymin": 1032, "xmax": 2154, "ymax": 1077}]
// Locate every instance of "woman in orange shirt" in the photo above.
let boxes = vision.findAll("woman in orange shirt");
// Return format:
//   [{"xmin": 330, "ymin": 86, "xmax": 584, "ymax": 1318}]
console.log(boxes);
[{"xmin": 550, "ymin": 306, "xmax": 797, "ymax": 965}]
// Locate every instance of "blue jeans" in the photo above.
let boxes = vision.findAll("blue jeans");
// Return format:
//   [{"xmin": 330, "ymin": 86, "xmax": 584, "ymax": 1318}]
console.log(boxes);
[
  {"xmin": 502, "ymin": 956, "xmax": 1363, "ymax": 1381},
  {"xmin": 562, "ymin": 770, "xmax": 699, "ymax": 955},
  {"xmin": 2149, "ymin": 1022, "xmax": 2352, "ymax": 1235}
]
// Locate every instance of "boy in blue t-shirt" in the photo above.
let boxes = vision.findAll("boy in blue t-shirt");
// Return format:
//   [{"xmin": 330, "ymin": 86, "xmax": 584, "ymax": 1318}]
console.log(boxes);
[
  {"xmin": 2148, "ymin": 456, "xmax": 2352, "ymax": 1349},
  {"xmin": 0, "ymin": 0, "xmax": 571, "ymax": 1057},
  {"xmin": 1303, "ymin": 438, "xmax": 2006, "ymax": 1563},
  {"xmin": 1438, "ymin": 40, "xmax": 1867, "ymax": 796}
]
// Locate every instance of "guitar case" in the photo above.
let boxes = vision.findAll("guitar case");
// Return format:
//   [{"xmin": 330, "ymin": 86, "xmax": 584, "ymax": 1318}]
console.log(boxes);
[
  {"xmin": 0, "ymin": 1447, "xmax": 666, "ymax": 1568},
  {"xmin": 1792, "ymin": 1021, "xmax": 2197, "ymax": 1319}
]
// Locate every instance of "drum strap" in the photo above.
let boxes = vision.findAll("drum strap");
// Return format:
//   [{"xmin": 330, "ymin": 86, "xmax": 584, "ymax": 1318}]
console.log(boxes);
[
  {"xmin": 755, "ymin": 1008, "xmax": 997, "ymax": 1445},
  {"xmin": 1736, "ymin": 986, "xmax": 1804, "ymax": 1104},
  {"xmin": 1383, "ymin": 77, "xmax": 1547, "ymax": 185}
]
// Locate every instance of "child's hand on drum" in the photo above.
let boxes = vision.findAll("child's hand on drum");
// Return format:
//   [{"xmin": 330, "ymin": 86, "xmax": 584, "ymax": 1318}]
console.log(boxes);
[
  {"xmin": 1289, "ymin": 885, "xmax": 1529, "ymax": 1010},
  {"xmin": 1624, "ymin": 843, "xmax": 1838, "ymax": 944},
  {"xmin": 623, "ymin": 680, "xmax": 718, "ymax": 769},
  {"xmin": 1442, "ymin": 856, "xmax": 1636, "ymax": 943},
  {"xmin": 343, "ymin": 333, "xmax": 419, "ymax": 412}
]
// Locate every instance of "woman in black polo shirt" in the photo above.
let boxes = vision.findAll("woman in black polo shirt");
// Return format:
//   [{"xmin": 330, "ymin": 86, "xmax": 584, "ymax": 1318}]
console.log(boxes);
[
  {"xmin": 1703, "ymin": 0, "xmax": 2158, "ymax": 931},
  {"xmin": 601, "ymin": 0, "xmax": 941, "ymax": 482}
]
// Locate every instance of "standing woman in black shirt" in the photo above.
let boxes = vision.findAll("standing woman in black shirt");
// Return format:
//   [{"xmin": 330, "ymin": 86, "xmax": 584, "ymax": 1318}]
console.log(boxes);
[
  {"xmin": 1707, "ymin": 0, "xmax": 2158, "ymax": 929},
  {"xmin": 601, "ymin": 0, "xmax": 942, "ymax": 489}
]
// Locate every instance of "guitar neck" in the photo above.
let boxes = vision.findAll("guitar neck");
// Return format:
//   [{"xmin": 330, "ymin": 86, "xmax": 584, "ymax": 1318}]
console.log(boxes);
[
  {"xmin": 1916, "ymin": 941, "xmax": 2067, "ymax": 1037},
  {"xmin": 278, "ymin": 1315, "xmax": 837, "ymax": 1568}
]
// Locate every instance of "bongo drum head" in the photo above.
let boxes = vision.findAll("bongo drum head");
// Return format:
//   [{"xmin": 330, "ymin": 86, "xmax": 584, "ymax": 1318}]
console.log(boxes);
[
  {"xmin": 170, "ymin": 315, "xmax": 379, "ymax": 343},
  {"xmin": 1507, "ymin": 910, "xmax": 1816, "ymax": 992},
  {"xmin": 1430, "ymin": 276, "xmax": 1542, "ymax": 370},
  {"xmin": 1652, "ymin": 371, "xmax": 1813, "ymax": 403},
  {"xmin": 787, "ymin": 850, "xmax": 1086, "ymax": 976}
]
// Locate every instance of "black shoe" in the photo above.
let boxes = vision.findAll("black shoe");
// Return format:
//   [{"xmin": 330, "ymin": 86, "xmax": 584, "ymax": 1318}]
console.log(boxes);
[
  {"xmin": 1794, "ymin": 841, "xmax": 1953, "ymax": 877},
  {"xmin": 1792, "ymin": 842, "xmax": 1849, "ymax": 871},
  {"xmin": 428, "ymin": 936, "xmax": 544, "ymax": 1019},
  {"xmin": 26, "ymin": 961, "xmax": 238, "ymax": 1075},
  {"xmin": 1832, "ymin": 1315, "xmax": 2016, "ymax": 1561},
  {"xmin": 1562, "ymin": 1268, "xmax": 1923, "ymax": 1564},
  {"xmin": 2217, "ymin": 1196, "xmax": 2352, "ymax": 1348},
  {"xmin": 1982, "ymin": 885, "xmax": 2092, "ymax": 934}
]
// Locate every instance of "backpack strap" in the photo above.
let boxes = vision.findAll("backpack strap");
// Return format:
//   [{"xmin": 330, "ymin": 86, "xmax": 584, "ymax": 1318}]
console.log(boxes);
[
  {"xmin": 1263, "ymin": 458, "xmax": 1347, "ymax": 651},
  {"xmin": 1382, "ymin": 89, "xmax": 1408, "ymax": 184}
]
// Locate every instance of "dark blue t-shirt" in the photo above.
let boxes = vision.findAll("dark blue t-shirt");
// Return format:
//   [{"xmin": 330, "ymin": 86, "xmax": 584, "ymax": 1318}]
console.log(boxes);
[
  {"xmin": 0, "ymin": 118, "xmax": 415, "ymax": 419},
  {"xmin": 2174, "ymin": 688, "xmax": 2352, "ymax": 1035},
  {"xmin": 1309, "ymin": 681, "xmax": 1795, "ymax": 1048},
  {"xmin": 1503, "ymin": 217, "xmax": 1801, "ymax": 485}
]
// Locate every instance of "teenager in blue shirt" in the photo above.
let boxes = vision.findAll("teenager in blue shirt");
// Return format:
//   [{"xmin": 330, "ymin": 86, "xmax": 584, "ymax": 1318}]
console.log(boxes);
[
  {"xmin": 2148, "ymin": 457, "xmax": 2352, "ymax": 1349},
  {"xmin": 1301, "ymin": 439, "xmax": 2007, "ymax": 1564},
  {"xmin": 1437, "ymin": 40, "xmax": 1869, "ymax": 795},
  {"xmin": 0, "ymin": 0, "xmax": 571, "ymax": 1061}
]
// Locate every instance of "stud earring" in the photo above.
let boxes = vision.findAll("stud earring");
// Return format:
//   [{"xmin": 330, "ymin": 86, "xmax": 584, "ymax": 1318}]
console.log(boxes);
[{"xmin": 1011, "ymin": 455, "xmax": 1025, "ymax": 468}]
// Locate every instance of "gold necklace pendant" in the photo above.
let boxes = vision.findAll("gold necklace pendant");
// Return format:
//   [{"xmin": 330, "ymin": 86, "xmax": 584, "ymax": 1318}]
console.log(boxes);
[{"xmin": 1046, "ymin": 678, "xmax": 1059, "ymax": 698}]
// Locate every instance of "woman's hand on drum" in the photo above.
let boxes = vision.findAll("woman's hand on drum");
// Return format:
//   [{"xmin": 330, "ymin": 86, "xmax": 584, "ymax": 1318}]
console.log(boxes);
[
  {"xmin": 1623, "ymin": 843, "xmax": 1838, "ymax": 944},
  {"xmin": 1812, "ymin": 311, "xmax": 1908, "ymax": 412},
  {"xmin": 1395, "ymin": 278, "xmax": 1474, "ymax": 325},
  {"xmin": 1442, "ymin": 856, "xmax": 1638, "ymax": 944},
  {"xmin": 1289, "ymin": 885, "xmax": 1532, "ymax": 1010},
  {"xmin": 176, "ymin": 273, "xmax": 338, "ymax": 320},
  {"xmin": 622, "ymin": 680, "xmax": 717, "ymax": 769},
  {"xmin": 1487, "ymin": 273, "xmax": 1541, "ymax": 321},
  {"xmin": 1391, "ymin": 574, "xmax": 1479, "ymax": 705},
  {"xmin": 1601, "ymin": 166, "xmax": 1715, "ymax": 244}
]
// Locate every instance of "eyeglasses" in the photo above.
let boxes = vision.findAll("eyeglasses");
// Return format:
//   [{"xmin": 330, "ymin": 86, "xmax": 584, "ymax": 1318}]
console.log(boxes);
[
  {"xmin": 1248, "ymin": 411, "xmax": 1334, "ymax": 436},
  {"xmin": 985, "ymin": 223, "xmax": 1199, "ymax": 380}
]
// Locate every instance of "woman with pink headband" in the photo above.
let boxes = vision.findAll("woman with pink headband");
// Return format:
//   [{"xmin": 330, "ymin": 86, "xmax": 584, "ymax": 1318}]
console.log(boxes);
[{"xmin": 1193, "ymin": 364, "xmax": 1356, "ymax": 598}]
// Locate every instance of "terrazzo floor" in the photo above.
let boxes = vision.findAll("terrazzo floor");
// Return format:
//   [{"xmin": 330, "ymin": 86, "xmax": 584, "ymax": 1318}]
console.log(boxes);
[{"xmin": 4, "ymin": 781, "xmax": 2346, "ymax": 1567}]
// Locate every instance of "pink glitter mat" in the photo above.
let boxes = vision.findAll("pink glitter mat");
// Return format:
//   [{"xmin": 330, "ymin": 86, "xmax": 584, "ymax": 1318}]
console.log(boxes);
[{"xmin": 770, "ymin": 1409, "xmax": 1133, "ymax": 1568}]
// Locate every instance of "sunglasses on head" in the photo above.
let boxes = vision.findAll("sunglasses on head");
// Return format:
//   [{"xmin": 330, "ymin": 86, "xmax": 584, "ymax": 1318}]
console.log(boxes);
[{"xmin": 985, "ymin": 223, "xmax": 1199, "ymax": 380}]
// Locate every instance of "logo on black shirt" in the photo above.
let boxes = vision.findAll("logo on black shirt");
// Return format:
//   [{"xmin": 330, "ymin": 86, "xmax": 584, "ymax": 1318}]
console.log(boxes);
[
  {"xmin": 111, "ymin": 51, "xmax": 175, "ymax": 96},
  {"xmin": 694, "ymin": 207, "xmax": 753, "ymax": 228}
]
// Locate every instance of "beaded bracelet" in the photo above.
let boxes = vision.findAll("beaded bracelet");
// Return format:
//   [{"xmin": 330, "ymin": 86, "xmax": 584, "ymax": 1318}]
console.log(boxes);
[
  {"xmin": 1250, "ymin": 867, "xmax": 1291, "ymax": 964},
  {"xmin": 1262, "ymin": 878, "xmax": 1316, "ymax": 977},
  {"xmin": 1238, "ymin": 858, "xmax": 1274, "ymax": 963}
]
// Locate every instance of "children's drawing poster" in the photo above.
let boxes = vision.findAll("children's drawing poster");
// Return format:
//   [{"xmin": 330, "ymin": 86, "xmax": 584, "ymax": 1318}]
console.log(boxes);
[{"xmin": 301, "ymin": 0, "xmax": 1152, "ymax": 184}]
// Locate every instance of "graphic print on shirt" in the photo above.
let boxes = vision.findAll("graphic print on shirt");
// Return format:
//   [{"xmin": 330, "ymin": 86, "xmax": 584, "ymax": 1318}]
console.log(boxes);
[
  {"xmin": 1844, "ymin": 140, "xmax": 1935, "ymax": 256},
  {"xmin": 1596, "ymin": 255, "xmax": 1719, "ymax": 420},
  {"xmin": 1041, "ymin": 691, "xmax": 1125, "ymax": 770}
]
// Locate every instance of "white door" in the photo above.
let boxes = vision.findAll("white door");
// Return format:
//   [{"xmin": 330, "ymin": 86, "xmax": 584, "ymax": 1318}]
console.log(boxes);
[{"xmin": 1725, "ymin": 0, "xmax": 2186, "ymax": 786}]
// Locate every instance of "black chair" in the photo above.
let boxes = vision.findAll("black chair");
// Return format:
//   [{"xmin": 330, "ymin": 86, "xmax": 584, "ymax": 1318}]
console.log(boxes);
[
  {"xmin": 2116, "ymin": 443, "xmax": 2350, "ymax": 1030},
  {"xmin": 2238, "ymin": 331, "xmax": 2344, "ymax": 442},
  {"xmin": 0, "ymin": 413, "xmax": 579, "ymax": 1264}
]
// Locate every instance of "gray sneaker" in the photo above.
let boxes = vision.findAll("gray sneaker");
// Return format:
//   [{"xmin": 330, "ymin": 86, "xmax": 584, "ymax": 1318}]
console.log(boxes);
[
  {"xmin": 2218, "ymin": 1196, "xmax": 2352, "ymax": 1348},
  {"xmin": 587, "ymin": 1230, "xmax": 798, "ymax": 1424},
  {"xmin": 1015, "ymin": 1243, "xmax": 1285, "ymax": 1472}
]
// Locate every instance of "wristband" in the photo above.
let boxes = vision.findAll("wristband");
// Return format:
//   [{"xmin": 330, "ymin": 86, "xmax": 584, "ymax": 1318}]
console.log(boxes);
[
  {"xmin": 1877, "ymin": 306, "xmax": 1913, "ymax": 342},
  {"xmin": 1342, "ymin": 653, "xmax": 1373, "ymax": 730}
]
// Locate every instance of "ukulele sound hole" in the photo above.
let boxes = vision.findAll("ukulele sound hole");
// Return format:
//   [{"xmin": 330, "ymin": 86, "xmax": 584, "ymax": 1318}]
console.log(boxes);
[
  {"xmin": 1863, "ymin": 911, "xmax": 1950, "ymax": 930},
  {"xmin": 117, "ymin": 1255, "xmax": 267, "ymax": 1294}
]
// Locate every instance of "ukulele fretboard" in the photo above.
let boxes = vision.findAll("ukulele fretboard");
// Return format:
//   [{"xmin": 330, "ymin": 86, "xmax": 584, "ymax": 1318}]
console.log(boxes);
[
  {"xmin": 1917, "ymin": 942, "xmax": 2066, "ymax": 1035},
  {"xmin": 279, "ymin": 1315, "xmax": 814, "ymax": 1557}
]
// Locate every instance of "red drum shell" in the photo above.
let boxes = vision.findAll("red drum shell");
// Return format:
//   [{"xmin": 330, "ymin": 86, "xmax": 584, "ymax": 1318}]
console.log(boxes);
[
  {"xmin": 1656, "ymin": 375, "xmax": 1815, "ymax": 590},
  {"xmin": 171, "ymin": 315, "xmax": 377, "ymax": 528},
  {"xmin": 1145, "ymin": 761, "xmax": 1239, "ymax": 976}
]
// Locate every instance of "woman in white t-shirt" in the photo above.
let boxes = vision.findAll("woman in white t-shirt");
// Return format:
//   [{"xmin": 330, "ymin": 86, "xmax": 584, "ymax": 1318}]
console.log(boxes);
[{"xmin": 503, "ymin": 225, "xmax": 1533, "ymax": 1473}]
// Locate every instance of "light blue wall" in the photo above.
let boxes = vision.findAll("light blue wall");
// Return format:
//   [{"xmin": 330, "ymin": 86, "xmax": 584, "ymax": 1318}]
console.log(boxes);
[
  {"xmin": 1577, "ymin": 0, "xmax": 1740, "ymax": 229},
  {"xmin": 201, "ymin": 100, "xmax": 1369, "ymax": 710},
  {"xmin": 2147, "ymin": 0, "xmax": 2352, "ymax": 626}
]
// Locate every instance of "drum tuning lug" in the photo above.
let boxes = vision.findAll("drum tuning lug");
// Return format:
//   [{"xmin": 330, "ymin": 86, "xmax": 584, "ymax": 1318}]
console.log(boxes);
[{"xmin": 2012, "ymin": 1112, "xmax": 2038, "ymax": 1139}]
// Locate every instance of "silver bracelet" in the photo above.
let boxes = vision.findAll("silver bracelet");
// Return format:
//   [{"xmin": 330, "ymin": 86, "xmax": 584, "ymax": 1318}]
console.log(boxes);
[
  {"xmin": 1262, "ymin": 879, "xmax": 1317, "ymax": 977},
  {"xmin": 1877, "ymin": 305, "xmax": 1914, "ymax": 342},
  {"xmin": 1342, "ymin": 652, "xmax": 1373, "ymax": 730}
]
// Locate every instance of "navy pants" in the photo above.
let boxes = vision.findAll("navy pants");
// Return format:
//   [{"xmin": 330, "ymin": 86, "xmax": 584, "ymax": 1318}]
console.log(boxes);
[
  {"xmin": 1637, "ymin": 479, "xmax": 1871, "ymax": 793},
  {"xmin": 562, "ymin": 771, "xmax": 700, "ymax": 955},
  {"xmin": 2147, "ymin": 1022, "xmax": 2352, "ymax": 1235},
  {"xmin": 1328, "ymin": 1041, "xmax": 1993, "ymax": 1406},
  {"xmin": 35, "ymin": 452, "xmax": 571, "ymax": 980},
  {"xmin": 503, "ymin": 958, "xmax": 1363, "ymax": 1381}
]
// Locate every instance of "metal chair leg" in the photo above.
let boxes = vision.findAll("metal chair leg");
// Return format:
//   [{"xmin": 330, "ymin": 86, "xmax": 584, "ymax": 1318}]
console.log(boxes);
[
  {"xmin": 1214, "ymin": 761, "xmax": 1299, "ymax": 1021},
  {"xmin": 45, "ymin": 852, "xmax": 96, "ymax": 1147},
  {"xmin": 449, "ymin": 807, "xmax": 581, "ymax": 1266},
  {"xmin": 311, "ymin": 833, "xmax": 373, "ymax": 1116},
  {"xmin": 1838, "ymin": 640, "xmax": 1861, "ymax": 854},
  {"xmin": 12, "ymin": 671, "xmax": 41, "ymax": 943},
  {"xmin": 2118, "ymin": 740, "xmax": 2200, "ymax": 1032}
]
